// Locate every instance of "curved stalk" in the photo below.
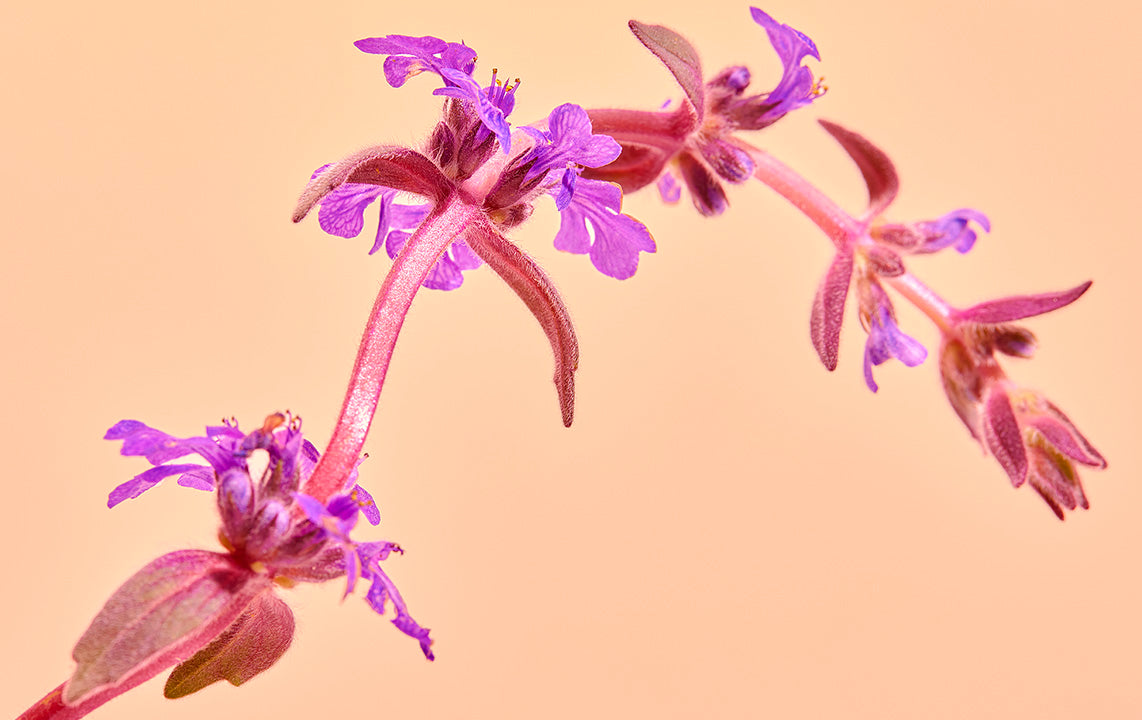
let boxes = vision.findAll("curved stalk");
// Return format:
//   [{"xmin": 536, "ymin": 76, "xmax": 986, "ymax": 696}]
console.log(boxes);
[{"xmin": 303, "ymin": 195, "xmax": 482, "ymax": 503}]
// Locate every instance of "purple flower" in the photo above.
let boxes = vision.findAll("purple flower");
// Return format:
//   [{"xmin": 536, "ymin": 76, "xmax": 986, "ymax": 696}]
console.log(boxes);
[
  {"xmin": 554, "ymin": 178, "xmax": 657, "ymax": 280},
  {"xmin": 936, "ymin": 282, "xmax": 1105, "ymax": 518},
  {"xmin": 740, "ymin": 7, "xmax": 823, "ymax": 128},
  {"xmin": 353, "ymin": 34, "xmax": 516, "ymax": 152},
  {"xmin": 805, "ymin": 120, "xmax": 992, "ymax": 378},
  {"xmin": 295, "ymin": 33, "xmax": 655, "ymax": 435},
  {"xmin": 873, "ymin": 208, "xmax": 991, "ymax": 255},
  {"xmin": 583, "ymin": 8, "xmax": 825, "ymax": 213},
  {"xmin": 100, "ymin": 412, "xmax": 431, "ymax": 671},
  {"xmin": 862, "ymin": 305, "xmax": 927, "ymax": 393},
  {"xmin": 435, "ymin": 68, "xmax": 517, "ymax": 153},
  {"xmin": 311, "ymin": 173, "xmax": 484, "ymax": 290},
  {"xmin": 353, "ymin": 34, "xmax": 476, "ymax": 89},
  {"xmin": 521, "ymin": 103, "xmax": 622, "ymax": 203},
  {"xmin": 656, "ymin": 171, "xmax": 681, "ymax": 203}
]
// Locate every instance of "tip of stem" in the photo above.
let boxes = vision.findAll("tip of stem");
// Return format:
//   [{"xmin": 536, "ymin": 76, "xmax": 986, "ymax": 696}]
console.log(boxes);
[{"xmin": 558, "ymin": 373, "xmax": 575, "ymax": 428}]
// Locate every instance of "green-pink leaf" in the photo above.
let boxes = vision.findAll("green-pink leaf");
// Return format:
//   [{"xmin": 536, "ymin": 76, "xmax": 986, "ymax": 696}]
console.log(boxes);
[
  {"xmin": 64, "ymin": 550, "xmax": 264, "ymax": 706},
  {"xmin": 810, "ymin": 250, "xmax": 854, "ymax": 371},
  {"xmin": 164, "ymin": 590, "xmax": 295, "ymax": 698},
  {"xmin": 818, "ymin": 119, "xmax": 899, "ymax": 216},
  {"xmin": 629, "ymin": 20, "xmax": 705, "ymax": 120},
  {"xmin": 465, "ymin": 217, "xmax": 580, "ymax": 427}
]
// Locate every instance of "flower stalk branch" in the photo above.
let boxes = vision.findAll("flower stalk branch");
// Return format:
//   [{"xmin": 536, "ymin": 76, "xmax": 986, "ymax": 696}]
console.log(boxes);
[{"xmin": 582, "ymin": 6, "xmax": 1106, "ymax": 517}]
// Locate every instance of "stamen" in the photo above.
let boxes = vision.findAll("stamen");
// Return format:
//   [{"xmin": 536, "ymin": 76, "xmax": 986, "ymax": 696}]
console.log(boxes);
[
  {"xmin": 261, "ymin": 412, "xmax": 287, "ymax": 433},
  {"xmin": 812, "ymin": 76, "xmax": 828, "ymax": 97}
]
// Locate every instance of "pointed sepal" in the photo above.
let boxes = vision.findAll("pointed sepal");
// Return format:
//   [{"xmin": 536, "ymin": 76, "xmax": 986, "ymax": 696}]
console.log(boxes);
[
  {"xmin": 628, "ymin": 20, "xmax": 705, "ymax": 120},
  {"xmin": 952, "ymin": 281, "xmax": 1092, "ymax": 324},
  {"xmin": 466, "ymin": 219, "xmax": 580, "ymax": 426},
  {"xmin": 819, "ymin": 120, "xmax": 899, "ymax": 216},
  {"xmin": 63, "ymin": 550, "xmax": 266, "ymax": 706},
  {"xmin": 164, "ymin": 590, "xmax": 295, "ymax": 699},
  {"xmin": 809, "ymin": 251, "xmax": 854, "ymax": 370},
  {"xmin": 293, "ymin": 146, "xmax": 452, "ymax": 224},
  {"xmin": 982, "ymin": 387, "xmax": 1029, "ymax": 487}
]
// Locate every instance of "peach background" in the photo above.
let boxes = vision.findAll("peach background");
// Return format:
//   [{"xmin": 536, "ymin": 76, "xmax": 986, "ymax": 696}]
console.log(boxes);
[{"xmin": 2, "ymin": 0, "xmax": 1139, "ymax": 717}]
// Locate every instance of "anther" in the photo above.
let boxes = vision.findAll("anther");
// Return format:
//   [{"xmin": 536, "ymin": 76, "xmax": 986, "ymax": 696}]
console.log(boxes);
[{"xmin": 261, "ymin": 412, "xmax": 287, "ymax": 433}]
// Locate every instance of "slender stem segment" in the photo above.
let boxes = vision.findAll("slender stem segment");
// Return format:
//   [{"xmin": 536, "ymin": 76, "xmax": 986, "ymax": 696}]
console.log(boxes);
[
  {"xmin": 741, "ymin": 140, "xmax": 958, "ymax": 338},
  {"xmin": 886, "ymin": 273, "xmax": 954, "ymax": 334},
  {"xmin": 741, "ymin": 141, "xmax": 862, "ymax": 249},
  {"xmin": 303, "ymin": 195, "xmax": 481, "ymax": 503},
  {"xmin": 19, "ymin": 679, "xmax": 136, "ymax": 720},
  {"xmin": 18, "ymin": 684, "xmax": 74, "ymax": 720}
]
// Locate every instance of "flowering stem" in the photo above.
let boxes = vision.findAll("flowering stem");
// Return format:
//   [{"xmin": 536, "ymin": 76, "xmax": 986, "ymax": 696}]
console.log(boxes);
[
  {"xmin": 741, "ymin": 141, "xmax": 956, "ymax": 336},
  {"xmin": 740, "ymin": 141, "xmax": 862, "ymax": 248},
  {"xmin": 18, "ymin": 684, "xmax": 76, "ymax": 720},
  {"xmin": 303, "ymin": 195, "xmax": 482, "ymax": 503},
  {"xmin": 18, "ymin": 679, "xmax": 136, "ymax": 720}
]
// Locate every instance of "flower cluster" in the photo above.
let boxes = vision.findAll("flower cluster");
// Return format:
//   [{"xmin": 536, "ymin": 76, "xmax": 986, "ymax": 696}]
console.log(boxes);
[
  {"xmin": 20, "ymin": 8, "xmax": 1110, "ymax": 720},
  {"xmin": 59, "ymin": 413, "xmax": 431, "ymax": 713},
  {"xmin": 574, "ymin": 7, "xmax": 1106, "ymax": 517},
  {"xmin": 939, "ymin": 287, "xmax": 1107, "ymax": 517},
  {"xmin": 301, "ymin": 34, "xmax": 656, "ymax": 284},
  {"xmin": 583, "ymin": 8, "xmax": 826, "ymax": 214}
]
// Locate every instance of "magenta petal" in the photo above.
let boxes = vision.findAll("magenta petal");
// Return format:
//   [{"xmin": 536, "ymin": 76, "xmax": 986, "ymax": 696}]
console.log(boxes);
[
  {"xmin": 421, "ymin": 252, "xmax": 464, "ymax": 290},
  {"xmin": 809, "ymin": 251, "xmax": 854, "ymax": 371},
  {"xmin": 292, "ymin": 492, "xmax": 329, "ymax": 527},
  {"xmin": 64, "ymin": 551, "xmax": 265, "ymax": 706},
  {"xmin": 176, "ymin": 467, "xmax": 215, "ymax": 491},
  {"xmin": 105, "ymin": 420, "xmax": 200, "ymax": 464},
  {"xmin": 449, "ymin": 240, "xmax": 482, "ymax": 270},
  {"xmin": 628, "ymin": 20, "xmax": 705, "ymax": 120},
  {"xmin": 317, "ymin": 184, "xmax": 389, "ymax": 238},
  {"xmin": 818, "ymin": 120, "xmax": 899, "ymax": 216},
  {"xmin": 164, "ymin": 591, "xmax": 294, "ymax": 699},
  {"xmin": 352, "ymin": 484, "xmax": 381, "ymax": 526},
  {"xmin": 435, "ymin": 69, "xmax": 512, "ymax": 153},
  {"xmin": 656, "ymin": 172, "xmax": 682, "ymax": 204},
  {"xmin": 365, "ymin": 567, "xmax": 434, "ymax": 661},
  {"xmin": 108, "ymin": 464, "xmax": 206, "ymax": 508},
  {"xmin": 553, "ymin": 178, "xmax": 656, "ymax": 280},
  {"xmin": 953, "ymin": 281, "xmax": 1092, "ymax": 324},
  {"xmin": 983, "ymin": 389, "xmax": 1028, "ymax": 487},
  {"xmin": 522, "ymin": 104, "xmax": 622, "ymax": 183}
]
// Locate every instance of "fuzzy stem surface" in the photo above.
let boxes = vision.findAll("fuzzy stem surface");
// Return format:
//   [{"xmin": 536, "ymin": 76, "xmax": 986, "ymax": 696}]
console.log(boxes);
[{"xmin": 303, "ymin": 195, "xmax": 481, "ymax": 502}]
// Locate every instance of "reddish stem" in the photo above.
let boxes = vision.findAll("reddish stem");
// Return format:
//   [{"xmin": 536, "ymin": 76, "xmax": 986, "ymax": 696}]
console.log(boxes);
[
  {"xmin": 886, "ymin": 273, "xmax": 954, "ymax": 333},
  {"xmin": 740, "ymin": 140, "xmax": 958, "ymax": 338},
  {"xmin": 740, "ymin": 140, "xmax": 862, "ymax": 249},
  {"xmin": 303, "ymin": 195, "xmax": 482, "ymax": 503},
  {"xmin": 18, "ymin": 684, "xmax": 74, "ymax": 720},
  {"xmin": 19, "ymin": 677, "xmax": 142, "ymax": 720}
]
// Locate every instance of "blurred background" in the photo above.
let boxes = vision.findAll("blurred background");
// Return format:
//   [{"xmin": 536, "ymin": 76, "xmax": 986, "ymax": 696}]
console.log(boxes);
[{"xmin": 2, "ymin": 0, "xmax": 1139, "ymax": 717}]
